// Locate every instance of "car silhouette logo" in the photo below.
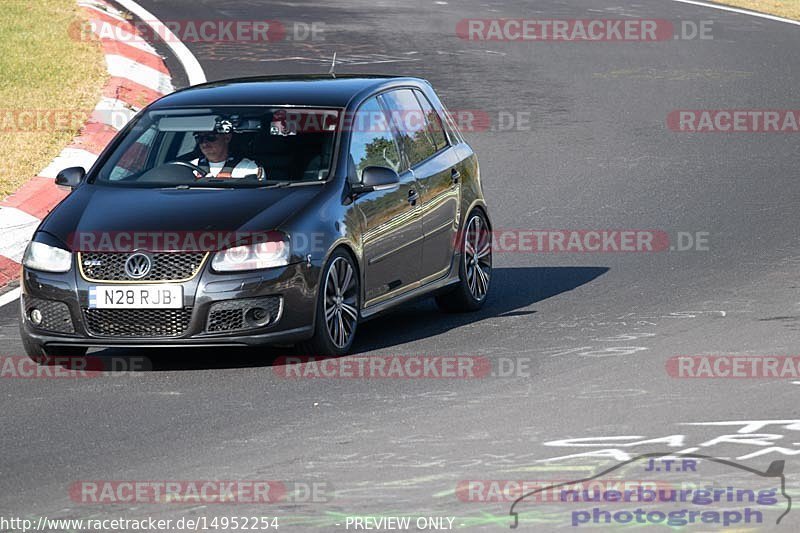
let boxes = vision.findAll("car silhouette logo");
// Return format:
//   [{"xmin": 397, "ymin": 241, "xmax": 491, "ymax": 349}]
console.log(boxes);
[
  {"xmin": 124, "ymin": 253, "xmax": 152, "ymax": 279},
  {"xmin": 509, "ymin": 453, "xmax": 792, "ymax": 529}
]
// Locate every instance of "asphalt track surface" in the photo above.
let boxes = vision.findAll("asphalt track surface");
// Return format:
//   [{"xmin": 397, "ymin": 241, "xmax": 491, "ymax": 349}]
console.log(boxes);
[{"xmin": 1, "ymin": 0, "xmax": 800, "ymax": 530}]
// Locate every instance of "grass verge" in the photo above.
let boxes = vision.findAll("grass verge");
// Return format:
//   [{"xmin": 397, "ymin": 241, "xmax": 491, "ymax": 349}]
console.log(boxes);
[
  {"xmin": 714, "ymin": 0, "xmax": 800, "ymax": 20},
  {"xmin": 0, "ymin": 0, "xmax": 107, "ymax": 198}
]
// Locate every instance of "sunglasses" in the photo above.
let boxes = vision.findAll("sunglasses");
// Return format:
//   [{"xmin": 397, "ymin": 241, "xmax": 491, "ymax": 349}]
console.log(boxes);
[{"xmin": 193, "ymin": 133, "xmax": 219, "ymax": 143}]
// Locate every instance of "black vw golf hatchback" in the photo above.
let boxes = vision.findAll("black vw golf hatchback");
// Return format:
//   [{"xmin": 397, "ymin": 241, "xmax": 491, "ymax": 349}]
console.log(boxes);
[{"xmin": 20, "ymin": 75, "xmax": 492, "ymax": 360}]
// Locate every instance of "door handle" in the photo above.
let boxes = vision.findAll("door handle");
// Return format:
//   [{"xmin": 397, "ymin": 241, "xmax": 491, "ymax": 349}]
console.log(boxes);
[
  {"xmin": 451, "ymin": 168, "xmax": 461, "ymax": 184},
  {"xmin": 408, "ymin": 189, "xmax": 419, "ymax": 206}
]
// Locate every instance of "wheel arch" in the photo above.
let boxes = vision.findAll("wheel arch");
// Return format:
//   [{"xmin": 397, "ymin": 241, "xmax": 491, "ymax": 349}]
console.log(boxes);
[
  {"xmin": 467, "ymin": 201, "xmax": 492, "ymax": 228},
  {"xmin": 319, "ymin": 239, "xmax": 363, "ymax": 310}
]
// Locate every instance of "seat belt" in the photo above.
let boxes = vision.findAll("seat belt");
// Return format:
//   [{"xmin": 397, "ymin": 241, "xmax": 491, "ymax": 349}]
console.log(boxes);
[{"xmin": 197, "ymin": 156, "xmax": 242, "ymax": 179}]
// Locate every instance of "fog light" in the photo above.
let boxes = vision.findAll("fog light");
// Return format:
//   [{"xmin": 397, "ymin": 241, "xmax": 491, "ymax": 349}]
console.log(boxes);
[
  {"xmin": 30, "ymin": 308, "xmax": 43, "ymax": 325},
  {"xmin": 245, "ymin": 307, "xmax": 271, "ymax": 327}
]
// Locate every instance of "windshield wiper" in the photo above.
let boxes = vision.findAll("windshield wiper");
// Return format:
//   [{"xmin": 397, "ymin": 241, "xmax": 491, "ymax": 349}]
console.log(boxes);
[
  {"xmin": 158, "ymin": 180, "xmax": 296, "ymax": 190},
  {"xmin": 158, "ymin": 184, "xmax": 232, "ymax": 190}
]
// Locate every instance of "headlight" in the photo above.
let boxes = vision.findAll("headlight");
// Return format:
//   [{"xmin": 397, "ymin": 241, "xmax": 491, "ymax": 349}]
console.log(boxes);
[
  {"xmin": 22, "ymin": 241, "xmax": 73, "ymax": 273},
  {"xmin": 211, "ymin": 239, "xmax": 290, "ymax": 272}
]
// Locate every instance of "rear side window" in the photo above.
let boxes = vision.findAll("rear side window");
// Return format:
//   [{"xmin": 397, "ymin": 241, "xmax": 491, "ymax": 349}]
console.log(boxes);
[
  {"xmin": 438, "ymin": 103, "xmax": 465, "ymax": 145},
  {"xmin": 413, "ymin": 90, "xmax": 448, "ymax": 152},
  {"xmin": 348, "ymin": 96, "xmax": 401, "ymax": 180},
  {"xmin": 381, "ymin": 89, "xmax": 438, "ymax": 169}
]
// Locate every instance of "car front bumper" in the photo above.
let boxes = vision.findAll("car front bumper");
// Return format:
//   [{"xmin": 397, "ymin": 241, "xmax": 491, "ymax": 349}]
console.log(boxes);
[{"xmin": 20, "ymin": 259, "xmax": 322, "ymax": 349}]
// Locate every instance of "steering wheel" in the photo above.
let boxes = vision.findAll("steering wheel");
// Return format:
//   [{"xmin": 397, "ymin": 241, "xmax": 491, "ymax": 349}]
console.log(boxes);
[{"xmin": 166, "ymin": 160, "xmax": 208, "ymax": 179}]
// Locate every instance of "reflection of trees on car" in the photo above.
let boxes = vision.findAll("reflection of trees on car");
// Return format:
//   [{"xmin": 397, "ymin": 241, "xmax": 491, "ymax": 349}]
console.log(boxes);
[
  {"xmin": 394, "ymin": 129, "xmax": 435, "ymax": 167},
  {"xmin": 357, "ymin": 137, "xmax": 399, "ymax": 175},
  {"xmin": 424, "ymin": 110, "xmax": 448, "ymax": 149},
  {"xmin": 355, "ymin": 110, "xmax": 441, "ymax": 177}
]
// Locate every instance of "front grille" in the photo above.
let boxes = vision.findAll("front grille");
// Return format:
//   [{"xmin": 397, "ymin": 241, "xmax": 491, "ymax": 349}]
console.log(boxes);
[
  {"xmin": 79, "ymin": 252, "xmax": 207, "ymax": 282},
  {"xmin": 24, "ymin": 297, "xmax": 74, "ymax": 333},
  {"xmin": 84, "ymin": 308, "xmax": 193, "ymax": 337},
  {"xmin": 206, "ymin": 296, "xmax": 282, "ymax": 333}
]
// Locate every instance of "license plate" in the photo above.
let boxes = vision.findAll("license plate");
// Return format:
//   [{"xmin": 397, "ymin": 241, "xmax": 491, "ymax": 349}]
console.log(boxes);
[{"xmin": 89, "ymin": 285, "xmax": 183, "ymax": 309}]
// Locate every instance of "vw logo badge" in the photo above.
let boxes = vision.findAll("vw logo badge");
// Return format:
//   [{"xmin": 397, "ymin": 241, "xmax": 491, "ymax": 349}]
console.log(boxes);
[{"xmin": 124, "ymin": 253, "xmax": 152, "ymax": 279}]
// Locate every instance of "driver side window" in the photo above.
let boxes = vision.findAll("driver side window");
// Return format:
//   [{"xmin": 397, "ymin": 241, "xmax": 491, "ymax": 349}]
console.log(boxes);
[{"xmin": 348, "ymin": 96, "xmax": 401, "ymax": 181}]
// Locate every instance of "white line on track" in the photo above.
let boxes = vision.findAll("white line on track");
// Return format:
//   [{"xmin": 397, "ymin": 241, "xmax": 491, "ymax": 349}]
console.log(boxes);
[
  {"xmin": 667, "ymin": 0, "xmax": 800, "ymax": 27},
  {"xmin": 113, "ymin": 0, "xmax": 208, "ymax": 85},
  {"xmin": 39, "ymin": 148, "xmax": 99, "ymax": 179},
  {"xmin": 105, "ymin": 54, "xmax": 175, "ymax": 93},
  {"xmin": 0, "ymin": 288, "xmax": 21, "ymax": 309},
  {"xmin": 0, "ymin": 208, "xmax": 40, "ymax": 263}
]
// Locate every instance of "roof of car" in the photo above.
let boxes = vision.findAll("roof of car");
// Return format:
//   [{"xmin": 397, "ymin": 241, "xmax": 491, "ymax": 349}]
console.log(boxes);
[{"xmin": 148, "ymin": 75, "xmax": 429, "ymax": 109}]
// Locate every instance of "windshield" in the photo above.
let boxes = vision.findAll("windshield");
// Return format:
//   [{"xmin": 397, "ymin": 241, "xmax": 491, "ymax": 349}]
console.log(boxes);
[{"xmin": 93, "ymin": 106, "xmax": 340, "ymax": 188}]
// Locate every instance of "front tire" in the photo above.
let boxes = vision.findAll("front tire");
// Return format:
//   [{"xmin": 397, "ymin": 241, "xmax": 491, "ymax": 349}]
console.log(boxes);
[
  {"xmin": 298, "ymin": 249, "xmax": 360, "ymax": 357},
  {"xmin": 436, "ymin": 209, "xmax": 492, "ymax": 312}
]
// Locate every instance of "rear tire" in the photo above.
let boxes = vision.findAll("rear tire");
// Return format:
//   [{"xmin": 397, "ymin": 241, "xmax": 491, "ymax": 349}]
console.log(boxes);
[
  {"xmin": 435, "ymin": 209, "xmax": 492, "ymax": 313},
  {"xmin": 297, "ymin": 248, "xmax": 360, "ymax": 357}
]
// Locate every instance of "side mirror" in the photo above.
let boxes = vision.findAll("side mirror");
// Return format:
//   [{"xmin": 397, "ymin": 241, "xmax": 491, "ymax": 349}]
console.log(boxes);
[
  {"xmin": 55, "ymin": 167, "xmax": 85, "ymax": 190},
  {"xmin": 350, "ymin": 166, "xmax": 400, "ymax": 195}
]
